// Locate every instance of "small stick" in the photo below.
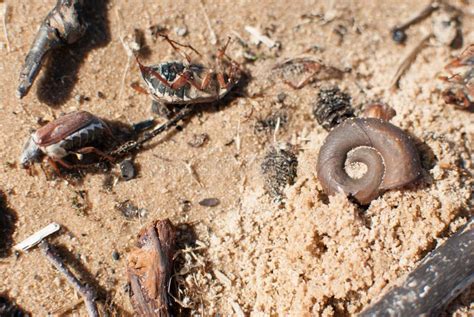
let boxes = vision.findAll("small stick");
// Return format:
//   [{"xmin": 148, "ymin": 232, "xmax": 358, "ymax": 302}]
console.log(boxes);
[
  {"xmin": 199, "ymin": 0, "xmax": 218, "ymax": 45},
  {"xmin": 360, "ymin": 217, "xmax": 474, "ymax": 316},
  {"xmin": 109, "ymin": 106, "xmax": 194, "ymax": 158},
  {"xmin": 17, "ymin": 0, "xmax": 86, "ymax": 99},
  {"xmin": 391, "ymin": 1, "xmax": 439, "ymax": 44},
  {"xmin": 14, "ymin": 222, "xmax": 61, "ymax": 251},
  {"xmin": 245, "ymin": 26, "xmax": 277, "ymax": 48},
  {"xmin": 127, "ymin": 219, "xmax": 177, "ymax": 316},
  {"xmin": 390, "ymin": 34, "xmax": 431, "ymax": 90},
  {"xmin": 39, "ymin": 241, "xmax": 99, "ymax": 317}
]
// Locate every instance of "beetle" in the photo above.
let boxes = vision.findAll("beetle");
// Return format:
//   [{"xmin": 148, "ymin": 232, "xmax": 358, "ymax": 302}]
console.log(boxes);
[
  {"xmin": 440, "ymin": 44, "xmax": 474, "ymax": 109},
  {"xmin": 132, "ymin": 34, "xmax": 241, "ymax": 117},
  {"xmin": 20, "ymin": 111, "xmax": 115, "ymax": 173}
]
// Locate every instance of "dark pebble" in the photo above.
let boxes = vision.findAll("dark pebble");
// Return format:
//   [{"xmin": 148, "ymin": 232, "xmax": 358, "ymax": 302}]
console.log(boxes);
[
  {"xmin": 392, "ymin": 28, "xmax": 407, "ymax": 44},
  {"xmin": 199, "ymin": 198, "xmax": 220, "ymax": 207},
  {"xmin": 112, "ymin": 251, "xmax": 120, "ymax": 261},
  {"xmin": 120, "ymin": 159, "xmax": 136, "ymax": 181}
]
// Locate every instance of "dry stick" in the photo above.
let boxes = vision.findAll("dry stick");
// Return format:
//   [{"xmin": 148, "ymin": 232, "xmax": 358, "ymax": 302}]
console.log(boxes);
[
  {"xmin": 39, "ymin": 241, "xmax": 99, "ymax": 317},
  {"xmin": 391, "ymin": 1, "xmax": 439, "ymax": 41},
  {"xmin": 110, "ymin": 106, "xmax": 194, "ymax": 158},
  {"xmin": 390, "ymin": 34, "xmax": 432, "ymax": 90},
  {"xmin": 199, "ymin": 0, "xmax": 218, "ymax": 45},
  {"xmin": 17, "ymin": 0, "xmax": 86, "ymax": 98},
  {"xmin": 359, "ymin": 217, "xmax": 474, "ymax": 316}
]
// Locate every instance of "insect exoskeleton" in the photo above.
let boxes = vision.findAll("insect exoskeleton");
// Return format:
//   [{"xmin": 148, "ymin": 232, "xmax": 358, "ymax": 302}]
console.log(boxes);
[
  {"xmin": 134, "ymin": 34, "xmax": 241, "ymax": 110},
  {"xmin": 20, "ymin": 111, "xmax": 115, "ymax": 171},
  {"xmin": 317, "ymin": 117, "xmax": 423, "ymax": 204}
]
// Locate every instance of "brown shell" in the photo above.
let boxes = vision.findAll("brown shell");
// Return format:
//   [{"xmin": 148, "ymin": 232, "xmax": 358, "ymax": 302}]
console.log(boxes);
[
  {"xmin": 317, "ymin": 118, "xmax": 422, "ymax": 204},
  {"xmin": 34, "ymin": 111, "xmax": 97, "ymax": 146}
]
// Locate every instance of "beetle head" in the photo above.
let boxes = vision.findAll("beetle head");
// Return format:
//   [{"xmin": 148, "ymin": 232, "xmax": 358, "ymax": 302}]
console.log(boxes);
[{"xmin": 19, "ymin": 135, "xmax": 42, "ymax": 168}]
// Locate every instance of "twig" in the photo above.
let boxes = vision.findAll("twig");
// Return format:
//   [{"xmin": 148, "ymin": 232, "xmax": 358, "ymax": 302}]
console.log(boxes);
[
  {"xmin": 1, "ymin": 3, "xmax": 10, "ymax": 52},
  {"xmin": 39, "ymin": 241, "xmax": 99, "ymax": 317},
  {"xmin": 127, "ymin": 219, "xmax": 177, "ymax": 316},
  {"xmin": 390, "ymin": 34, "xmax": 431, "ymax": 90},
  {"xmin": 391, "ymin": 1, "xmax": 439, "ymax": 43},
  {"xmin": 245, "ymin": 26, "xmax": 277, "ymax": 48},
  {"xmin": 14, "ymin": 222, "xmax": 61, "ymax": 251},
  {"xmin": 360, "ymin": 217, "xmax": 474, "ymax": 316},
  {"xmin": 183, "ymin": 160, "xmax": 204, "ymax": 188},
  {"xmin": 17, "ymin": 0, "xmax": 86, "ymax": 99},
  {"xmin": 199, "ymin": 0, "xmax": 217, "ymax": 45}
]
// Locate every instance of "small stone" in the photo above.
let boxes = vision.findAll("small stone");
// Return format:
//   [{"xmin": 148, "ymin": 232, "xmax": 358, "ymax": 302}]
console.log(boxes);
[
  {"xmin": 97, "ymin": 91, "xmax": 106, "ymax": 99},
  {"xmin": 180, "ymin": 199, "xmax": 192, "ymax": 212},
  {"xmin": 391, "ymin": 28, "xmax": 407, "ymax": 44},
  {"xmin": 188, "ymin": 133, "xmax": 209, "ymax": 148},
  {"xmin": 115, "ymin": 200, "xmax": 147, "ymax": 219},
  {"xmin": 276, "ymin": 92, "xmax": 287, "ymax": 103},
  {"xmin": 112, "ymin": 251, "xmax": 120, "ymax": 261},
  {"xmin": 174, "ymin": 26, "xmax": 188, "ymax": 37},
  {"xmin": 199, "ymin": 198, "xmax": 220, "ymax": 207},
  {"xmin": 120, "ymin": 159, "xmax": 136, "ymax": 181}
]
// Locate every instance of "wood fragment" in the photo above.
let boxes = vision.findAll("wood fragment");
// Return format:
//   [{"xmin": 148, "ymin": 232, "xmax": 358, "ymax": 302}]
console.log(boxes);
[
  {"xmin": 359, "ymin": 217, "xmax": 474, "ymax": 316},
  {"xmin": 127, "ymin": 219, "xmax": 177, "ymax": 316},
  {"xmin": 40, "ymin": 241, "xmax": 99, "ymax": 317},
  {"xmin": 17, "ymin": 0, "xmax": 86, "ymax": 98},
  {"xmin": 390, "ymin": 34, "xmax": 431, "ymax": 90},
  {"xmin": 14, "ymin": 222, "xmax": 61, "ymax": 251},
  {"xmin": 230, "ymin": 301, "xmax": 245, "ymax": 317},
  {"xmin": 245, "ymin": 26, "xmax": 277, "ymax": 48}
]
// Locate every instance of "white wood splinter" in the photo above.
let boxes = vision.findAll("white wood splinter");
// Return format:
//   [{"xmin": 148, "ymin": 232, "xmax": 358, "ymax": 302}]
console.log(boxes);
[{"xmin": 14, "ymin": 222, "xmax": 61, "ymax": 251}]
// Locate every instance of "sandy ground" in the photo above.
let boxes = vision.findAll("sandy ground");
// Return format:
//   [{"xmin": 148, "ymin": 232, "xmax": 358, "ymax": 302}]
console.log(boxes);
[{"xmin": 0, "ymin": 0, "xmax": 473, "ymax": 315}]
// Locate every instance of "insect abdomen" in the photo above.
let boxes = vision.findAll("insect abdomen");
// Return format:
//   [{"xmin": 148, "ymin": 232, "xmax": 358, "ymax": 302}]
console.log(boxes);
[{"xmin": 61, "ymin": 119, "xmax": 108, "ymax": 151}]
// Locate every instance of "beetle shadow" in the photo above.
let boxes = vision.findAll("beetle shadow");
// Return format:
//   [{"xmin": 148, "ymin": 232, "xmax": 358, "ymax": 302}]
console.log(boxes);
[
  {"xmin": 0, "ymin": 190, "xmax": 18, "ymax": 258},
  {"xmin": 51, "ymin": 242, "xmax": 131, "ymax": 316},
  {"xmin": 0, "ymin": 292, "xmax": 31, "ymax": 316},
  {"xmin": 36, "ymin": 0, "xmax": 111, "ymax": 107}
]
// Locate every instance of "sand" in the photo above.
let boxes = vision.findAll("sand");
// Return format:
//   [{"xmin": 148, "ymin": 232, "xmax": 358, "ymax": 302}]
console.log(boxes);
[{"xmin": 0, "ymin": 0, "xmax": 473, "ymax": 315}]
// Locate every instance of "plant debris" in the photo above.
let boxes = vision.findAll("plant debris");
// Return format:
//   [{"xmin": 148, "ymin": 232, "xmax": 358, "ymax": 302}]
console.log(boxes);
[
  {"xmin": 127, "ymin": 219, "xmax": 177, "ymax": 316},
  {"xmin": 254, "ymin": 110, "xmax": 288, "ymax": 134},
  {"xmin": 187, "ymin": 133, "xmax": 209, "ymax": 148},
  {"xmin": 261, "ymin": 144, "xmax": 298, "ymax": 199},
  {"xmin": 0, "ymin": 191, "xmax": 16, "ymax": 258},
  {"xmin": 272, "ymin": 57, "xmax": 344, "ymax": 89},
  {"xmin": 313, "ymin": 86, "xmax": 354, "ymax": 130},
  {"xmin": 115, "ymin": 200, "xmax": 147, "ymax": 219}
]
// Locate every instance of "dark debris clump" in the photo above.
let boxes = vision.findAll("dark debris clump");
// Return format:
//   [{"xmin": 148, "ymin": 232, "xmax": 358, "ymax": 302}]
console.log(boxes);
[
  {"xmin": 0, "ymin": 192, "xmax": 17, "ymax": 258},
  {"xmin": 261, "ymin": 145, "xmax": 298, "ymax": 199},
  {"xmin": 313, "ymin": 86, "xmax": 354, "ymax": 130},
  {"xmin": 0, "ymin": 294, "xmax": 30, "ymax": 317},
  {"xmin": 255, "ymin": 110, "xmax": 288, "ymax": 134},
  {"xmin": 115, "ymin": 200, "xmax": 147, "ymax": 219}
]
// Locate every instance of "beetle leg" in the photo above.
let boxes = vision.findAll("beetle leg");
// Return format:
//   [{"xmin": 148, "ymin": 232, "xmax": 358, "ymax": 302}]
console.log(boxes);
[
  {"xmin": 170, "ymin": 72, "xmax": 210, "ymax": 92},
  {"xmin": 159, "ymin": 34, "xmax": 202, "ymax": 63},
  {"xmin": 131, "ymin": 82, "xmax": 150, "ymax": 95},
  {"xmin": 47, "ymin": 157, "xmax": 73, "ymax": 175},
  {"xmin": 75, "ymin": 147, "xmax": 115, "ymax": 162},
  {"xmin": 135, "ymin": 56, "xmax": 174, "ymax": 89}
]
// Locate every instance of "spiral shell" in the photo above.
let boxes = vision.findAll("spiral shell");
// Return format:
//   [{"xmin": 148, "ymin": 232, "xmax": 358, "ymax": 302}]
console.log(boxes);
[{"xmin": 317, "ymin": 118, "xmax": 422, "ymax": 204}]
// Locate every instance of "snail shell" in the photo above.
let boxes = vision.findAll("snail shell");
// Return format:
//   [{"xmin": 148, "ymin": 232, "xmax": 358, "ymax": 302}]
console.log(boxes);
[{"xmin": 317, "ymin": 118, "xmax": 422, "ymax": 204}]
